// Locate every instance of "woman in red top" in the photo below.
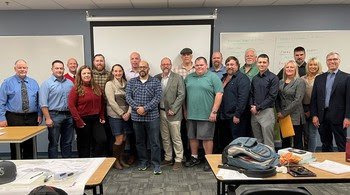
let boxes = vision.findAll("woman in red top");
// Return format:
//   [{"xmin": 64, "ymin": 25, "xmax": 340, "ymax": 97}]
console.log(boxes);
[{"xmin": 68, "ymin": 65, "xmax": 106, "ymax": 157}]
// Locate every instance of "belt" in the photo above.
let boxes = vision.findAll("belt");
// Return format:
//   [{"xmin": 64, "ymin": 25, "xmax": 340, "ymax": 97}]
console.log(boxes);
[
  {"xmin": 49, "ymin": 110, "xmax": 71, "ymax": 115},
  {"xmin": 160, "ymin": 108, "xmax": 166, "ymax": 111},
  {"xmin": 324, "ymin": 107, "xmax": 329, "ymax": 111},
  {"xmin": 7, "ymin": 111, "xmax": 37, "ymax": 116}
]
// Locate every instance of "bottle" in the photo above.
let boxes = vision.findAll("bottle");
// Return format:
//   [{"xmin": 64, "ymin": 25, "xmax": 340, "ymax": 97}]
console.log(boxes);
[{"xmin": 346, "ymin": 137, "xmax": 350, "ymax": 162}]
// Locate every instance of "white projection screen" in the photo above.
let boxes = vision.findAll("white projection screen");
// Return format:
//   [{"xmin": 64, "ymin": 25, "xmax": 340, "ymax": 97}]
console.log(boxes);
[{"xmin": 91, "ymin": 20, "xmax": 214, "ymax": 75}]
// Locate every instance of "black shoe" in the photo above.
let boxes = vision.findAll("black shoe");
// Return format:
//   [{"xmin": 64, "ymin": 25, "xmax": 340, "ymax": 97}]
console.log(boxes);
[
  {"xmin": 203, "ymin": 161, "xmax": 211, "ymax": 172},
  {"xmin": 185, "ymin": 156, "xmax": 200, "ymax": 167}
]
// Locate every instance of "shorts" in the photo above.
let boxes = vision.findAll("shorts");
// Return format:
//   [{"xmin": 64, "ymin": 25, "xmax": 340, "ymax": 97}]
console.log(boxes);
[
  {"xmin": 108, "ymin": 116, "xmax": 132, "ymax": 136},
  {"xmin": 187, "ymin": 120, "xmax": 215, "ymax": 140}
]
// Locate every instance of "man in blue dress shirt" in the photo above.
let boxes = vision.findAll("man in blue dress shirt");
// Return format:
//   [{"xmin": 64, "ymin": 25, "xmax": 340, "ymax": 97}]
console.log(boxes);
[
  {"xmin": 0, "ymin": 59, "xmax": 42, "ymax": 159},
  {"xmin": 39, "ymin": 60, "xmax": 74, "ymax": 158}
]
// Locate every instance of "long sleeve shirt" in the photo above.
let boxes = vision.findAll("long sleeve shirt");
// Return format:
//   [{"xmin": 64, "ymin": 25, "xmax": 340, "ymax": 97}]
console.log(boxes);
[
  {"xmin": 250, "ymin": 70, "xmax": 279, "ymax": 111},
  {"xmin": 39, "ymin": 75, "xmax": 73, "ymax": 111},
  {"xmin": 0, "ymin": 75, "xmax": 41, "ymax": 121},
  {"xmin": 125, "ymin": 76, "xmax": 162, "ymax": 122},
  {"xmin": 68, "ymin": 85, "xmax": 105, "ymax": 127}
]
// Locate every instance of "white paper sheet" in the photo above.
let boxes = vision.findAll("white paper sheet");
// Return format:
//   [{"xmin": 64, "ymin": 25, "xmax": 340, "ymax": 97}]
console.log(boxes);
[
  {"xmin": 309, "ymin": 160, "xmax": 350, "ymax": 174},
  {"xmin": 217, "ymin": 169, "xmax": 262, "ymax": 180}
]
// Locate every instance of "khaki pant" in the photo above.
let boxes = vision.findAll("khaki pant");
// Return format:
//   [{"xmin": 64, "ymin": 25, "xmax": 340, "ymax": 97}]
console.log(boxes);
[
  {"xmin": 160, "ymin": 110, "xmax": 183, "ymax": 162},
  {"xmin": 251, "ymin": 108, "xmax": 275, "ymax": 150}
]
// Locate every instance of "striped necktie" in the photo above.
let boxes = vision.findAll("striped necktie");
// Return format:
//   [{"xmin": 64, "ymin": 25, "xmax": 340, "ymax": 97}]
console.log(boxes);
[{"xmin": 21, "ymin": 80, "xmax": 29, "ymax": 113}]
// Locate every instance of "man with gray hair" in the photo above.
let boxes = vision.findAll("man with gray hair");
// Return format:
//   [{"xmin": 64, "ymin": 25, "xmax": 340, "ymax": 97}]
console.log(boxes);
[
  {"xmin": 240, "ymin": 48, "xmax": 259, "ymax": 82},
  {"xmin": 155, "ymin": 57, "xmax": 185, "ymax": 170},
  {"xmin": 0, "ymin": 59, "xmax": 42, "ymax": 159}
]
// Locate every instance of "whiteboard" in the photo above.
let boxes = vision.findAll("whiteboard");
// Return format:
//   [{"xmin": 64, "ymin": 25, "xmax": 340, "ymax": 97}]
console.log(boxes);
[
  {"xmin": 220, "ymin": 31, "xmax": 350, "ymax": 74},
  {"xmin": 0, "ymin": 35, "xmax": 85, "ymax": 85},
  {"xmin": 93, "ymin": 25, "xmax": 212, "ymax": 75}
]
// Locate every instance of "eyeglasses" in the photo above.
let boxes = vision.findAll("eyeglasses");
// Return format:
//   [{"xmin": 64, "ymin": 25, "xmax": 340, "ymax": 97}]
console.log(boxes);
[
  {"xmin": 161, "ymin": 64, "xmax": 171, "ymax": 66},
  {"xmin": 139, "ymin": 66, "xmax": 148, "ymax": 70},
  {"xmin": 327, "ymin": 58, "xmax": 339, "ymax": 62}
]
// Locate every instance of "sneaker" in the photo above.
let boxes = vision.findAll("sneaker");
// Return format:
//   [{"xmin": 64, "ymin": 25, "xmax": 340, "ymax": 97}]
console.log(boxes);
[
  {"xmin": 184, "ymin": 156, "xmax": 201, "ymax": 167},
  {"xmin": 153, "ymin": 166, "xmax": 162, "ymax": 175},
  {"xmin": 203, "ymin": 161, "xmax": 211, "ymax": 172},
  {"xmin": 137, "ymin": 163, "xmax": 148, "ymax": 171},
  {"xmin": 160, "ymin": 160, "xmax": 173, "ymax": 167},
  {"xmin": 172, "ymin": 162, "xmax": 182, "ymax": 171}
]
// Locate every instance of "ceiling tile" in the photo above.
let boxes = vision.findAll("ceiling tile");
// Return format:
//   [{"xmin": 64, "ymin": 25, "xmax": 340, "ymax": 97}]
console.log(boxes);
[
  {"xmin": 55, "ymin": 0, "xmax": 98, "ymax": 9},
  {"xmin": 14, "ymin": 0, "xmax": 63, "ymax": 9},
  {"xmin": 308, "ymin": 0, "xmax": 345, "ymax": 4},
  {"xmin": 273, "ymin": 0, "xmax": 311, "ymax": 5},
  {"xmin": 131, "ymin": 0, "xmax": 167, "ymax": 8},
  {"xmin": 204, "ymin": 0, "xmax": 240, "ymax": 7},
  {"xmin": 0, "ymin": 0, "xmax": 27, "ymax": 10},
  {"xmin": 91, "ymin": 0, "xmax": 132, "ymax": 9},
  {"xmin": 238, "ymin": 0, "xmax": 276, "ymax": 6},
  {"xmin": 169, "ymin": 0, "xmax": 205, "ymax": 8}
]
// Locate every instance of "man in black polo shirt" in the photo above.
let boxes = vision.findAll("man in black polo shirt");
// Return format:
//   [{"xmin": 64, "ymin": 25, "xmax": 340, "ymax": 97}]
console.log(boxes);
[{"xmin": 250, "ymin": 54, "xmax": 279, "ymax": 150}]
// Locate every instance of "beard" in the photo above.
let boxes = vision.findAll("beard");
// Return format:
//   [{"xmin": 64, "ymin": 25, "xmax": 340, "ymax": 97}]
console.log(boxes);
[{"xmin": 139, "ymin": 71, "xmax": 147, "ymax": 77}]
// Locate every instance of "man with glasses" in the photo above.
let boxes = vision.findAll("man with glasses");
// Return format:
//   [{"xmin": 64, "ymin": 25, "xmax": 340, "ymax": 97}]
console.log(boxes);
[
  {"xmin": 126, "ymin": 60, "xmax": 162, "ymax": 175},
  {"xmin": 311, "ymin": 52, "xmax": 350, "ymax": 152}
]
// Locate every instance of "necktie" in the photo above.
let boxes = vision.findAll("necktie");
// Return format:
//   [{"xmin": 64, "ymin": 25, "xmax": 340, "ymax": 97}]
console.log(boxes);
[
  {"xmin": 325, "ymin": 72, "xmax": 335, "ymax": 108},
  {"xmin": 21, "ymin": 80, "xmax": 29, "ymax": 113}
]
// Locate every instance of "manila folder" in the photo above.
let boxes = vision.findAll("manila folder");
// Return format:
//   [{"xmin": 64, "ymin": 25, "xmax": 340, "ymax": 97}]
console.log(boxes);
[{"xmin": 279, "ymin": 115, "xmax": 295, "ymax": 138}]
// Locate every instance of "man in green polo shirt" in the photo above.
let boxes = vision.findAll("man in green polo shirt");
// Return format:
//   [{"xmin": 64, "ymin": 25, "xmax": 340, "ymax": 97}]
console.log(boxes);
[
  {"xmin": 184, "ymin": 57, "xmax": 223, "ymax": 171},
  {"xmin": 240, "ymin": 48, "xmax": 259, "ymax": 82}
]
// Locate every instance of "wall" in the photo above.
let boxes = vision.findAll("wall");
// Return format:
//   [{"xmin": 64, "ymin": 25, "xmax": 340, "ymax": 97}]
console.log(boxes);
[{"xmin": 1, "ymin": 5, "xmax": 349, "ymax": 153}]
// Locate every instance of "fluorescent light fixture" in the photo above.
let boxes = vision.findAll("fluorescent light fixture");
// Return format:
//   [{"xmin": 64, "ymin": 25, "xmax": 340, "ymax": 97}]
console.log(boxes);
[{"xmin": 86, "ymin": 9, "xmax": 218, "ymax": 22}]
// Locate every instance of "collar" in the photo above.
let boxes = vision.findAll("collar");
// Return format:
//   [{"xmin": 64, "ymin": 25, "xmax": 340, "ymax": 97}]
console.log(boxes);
[
  {"xmin": 258, "ymin": 69, "xmax": 270, "ymax": 77},
  {"xmin": 162, "ymin": 71, "xmax": 171, "ymax": 78},
  {"xmin": 328, "ymin": 69, "xmax": 339, "ymax": 74},
  {"xmin": 68, "ymin": 72, "xmax": 75, "ymax": 78},
  {"xmin": 50, "ymin": 75, "xmax": 66, "ymax": 82},
  {"xmin": 93, "ymin": 69, "xmax": 108, "ymax": 75},
  {"xmin": 15, "ymin": 75, "xmax": 28, "ymax": 83},
  {"xmin": 210, "ymin": 64, "xmax": 225, "ymax": 72}
]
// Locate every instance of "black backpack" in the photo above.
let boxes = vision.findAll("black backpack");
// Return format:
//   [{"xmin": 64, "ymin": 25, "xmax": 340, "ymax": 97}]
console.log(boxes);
[
  {"xmin": 220, "ymin": 137, "xmax": 279, "ymax": 178},
  {"xmin": 28, "ymin": 185, "xmax": 68, "ymax": 195}
]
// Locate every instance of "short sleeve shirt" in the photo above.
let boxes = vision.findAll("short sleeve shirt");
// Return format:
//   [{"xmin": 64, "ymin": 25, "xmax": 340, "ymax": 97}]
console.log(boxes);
[{"xmin": 185, "ymin": 71, "xmax": 223, "ymax": 121}]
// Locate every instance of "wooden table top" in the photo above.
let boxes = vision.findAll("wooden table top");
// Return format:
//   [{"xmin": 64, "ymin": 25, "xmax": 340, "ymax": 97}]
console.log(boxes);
[
  {"xmin": 206, "ymin": 152, "xmax": 350, "ymax": 181},
  {"xmin": 86, "ymin": 157, "xmax": 116, "ymax": 186},
  {"xmin": 0, "ymin": 126, "xmax": 47, "ymax": 143}
]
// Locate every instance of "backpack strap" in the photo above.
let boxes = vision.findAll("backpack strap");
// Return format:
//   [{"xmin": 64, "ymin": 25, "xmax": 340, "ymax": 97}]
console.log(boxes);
[{"xmin": 218, "ymin": 164, "xmax": 277, "ymax": 178}]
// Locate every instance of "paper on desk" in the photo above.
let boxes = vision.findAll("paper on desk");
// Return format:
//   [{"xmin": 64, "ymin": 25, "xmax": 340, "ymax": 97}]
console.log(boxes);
[
  {"xmin": 217, "ymin": 169, "xmax": 262, "ymax": 180},
  {"xmin": 0, "ymin": 132, "xmax": 5, "ymax": 135},
  {"xmin": 11, "ymin": 171, "xmax": 43, "ymax": 184},
  {"xmin": 309, "ymin": 160, "xmax": 350, "ymax": 174}
]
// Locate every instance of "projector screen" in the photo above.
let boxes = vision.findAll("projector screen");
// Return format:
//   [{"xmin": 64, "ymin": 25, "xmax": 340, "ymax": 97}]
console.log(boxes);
[{"xmin": 91, "ymin": 20, "xmax": 213, "ymax": 76}]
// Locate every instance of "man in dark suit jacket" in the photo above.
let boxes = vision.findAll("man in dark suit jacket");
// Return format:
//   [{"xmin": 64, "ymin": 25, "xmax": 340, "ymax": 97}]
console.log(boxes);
[{"xmin": 311, "ymin": 52, "xmax": 350, "ymax": 152}]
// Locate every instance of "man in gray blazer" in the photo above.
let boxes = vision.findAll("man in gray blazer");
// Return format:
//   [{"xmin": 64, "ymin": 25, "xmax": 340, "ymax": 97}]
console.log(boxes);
[{"xmin": 155, "ymin": 57, "xmax": 186, "ymax": 170}]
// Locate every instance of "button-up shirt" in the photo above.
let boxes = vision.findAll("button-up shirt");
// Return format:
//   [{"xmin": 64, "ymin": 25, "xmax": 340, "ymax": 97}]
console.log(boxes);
[
  {"xmin": 39, "ymin": 75, "xmax": 73, "ymax": 111},
  {"xmin": 325, "ymin": 69, "xmax": 338, "ymax": 108},
  {"xmin": 250, "ymin": 70, "xmax": 279, "ymax": 111},
  {"xmin": 160, "ymin": 72, "xmax": 171, "ymax": 109},
  {"xmin": 125, "ymin": 76, "xmax": 162, "ymax": 122},
  {"xmin": 125, "ymin": 68, "xmax": 139, "ymax": 81},
  {"xmin": 209, "ymin": 64, "xmax": 226, "ymax": 80},
  {"xmin": 173, "ymin": 64, "xmax": 195, "ymax": 79},
  {"xmin": 92, "ymin": 69, "xmax": 109, "ymax": 91},
  {"xmin": 0, "ymin": 75, "xmax": 41, "ymax": 121},
  {"xmin": 240, "ymin": 63, "xmax": 259, "ymax": 82}
]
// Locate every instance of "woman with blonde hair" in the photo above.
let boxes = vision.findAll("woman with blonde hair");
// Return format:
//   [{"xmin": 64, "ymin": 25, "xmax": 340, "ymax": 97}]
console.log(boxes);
[
  {"xmin": 301, "ymin": 58, "xmax": 322, "ymax": 152},
  {"xmin": 68, "ymin": 65, "xmax": 107, "ymax": 157},
  {"xmin": 276, "ymin": 60, "xmax": 306, "ymax": 149},
  {"xmin": 105, "ymin": 64, "xmax": 132, "ymax": 169}
]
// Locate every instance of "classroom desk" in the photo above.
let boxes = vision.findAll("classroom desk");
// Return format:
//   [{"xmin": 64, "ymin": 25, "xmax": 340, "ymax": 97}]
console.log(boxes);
[
  {"xmin": 206, "ymin": 152, "xmax": 350, "ymax": 195},
  {"xmin": 85, "ymin": 157, "xmax": 115, "ymax": 195},
  {"xmin": 0, "ymin": 126, "xmax": 47, "ymax": 159}
]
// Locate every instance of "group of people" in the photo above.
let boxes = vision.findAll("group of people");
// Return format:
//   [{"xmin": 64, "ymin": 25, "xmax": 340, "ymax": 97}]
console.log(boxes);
[{"xmin": 0, "ymin": 46, "xmax": 349, "ymax": 175}]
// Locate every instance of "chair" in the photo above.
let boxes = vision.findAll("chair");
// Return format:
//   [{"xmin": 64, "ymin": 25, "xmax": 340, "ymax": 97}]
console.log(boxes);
[{"xmin": 240, "ymin": 187, "xmax": 311, "ymax": 195}]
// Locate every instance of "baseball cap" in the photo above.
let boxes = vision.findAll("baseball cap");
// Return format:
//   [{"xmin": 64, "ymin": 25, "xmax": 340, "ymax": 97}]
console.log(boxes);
[
  {"xmin": 180, "ymin": 48, "xmax": 193, "ymax": 55},
  {"xmin": 0, "ymin": 160, "xmax": 17, "ymax": 185}
]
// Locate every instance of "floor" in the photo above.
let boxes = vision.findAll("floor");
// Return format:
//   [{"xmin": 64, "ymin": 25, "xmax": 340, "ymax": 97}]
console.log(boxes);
[{"xmin": 84, "ymin": 160, "xmax": 350, "ymax": 195}]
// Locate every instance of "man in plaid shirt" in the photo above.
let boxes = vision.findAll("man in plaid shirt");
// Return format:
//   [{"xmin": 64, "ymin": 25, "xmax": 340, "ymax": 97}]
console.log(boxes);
[{"xmin": 126, "ymin": 60, "xmax": 163, "ymax": 175}]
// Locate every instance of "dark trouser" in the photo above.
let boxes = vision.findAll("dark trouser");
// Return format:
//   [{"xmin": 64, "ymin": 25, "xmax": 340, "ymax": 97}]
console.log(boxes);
[
  {"xmin": 181, "ymin": 119, "xmax": 190, "ymax": 160},
  {"xmin": 214, "ymin": 119, "xmax": 232, "ymax": 154},
  {"xmin": 133, "ymin": 118, "xmax": 161, "ymax": 167},
  {"xmin": 104, "ymin": 113, "xmax": 114, "ymax": 157},
  {"xmin": 319, "ymin": 110, "xmax": 346, "ymax": 152},
  {"xmin": 281, "ymin": 125, "xmax": 303, "ymax": 149},
  {"xmin": 6, "ymin": 111, "xmax": 38, "ymax": 159},
  {"xmin": 76, "ymin": 115, "xmax": 107, "ymax": 157}
]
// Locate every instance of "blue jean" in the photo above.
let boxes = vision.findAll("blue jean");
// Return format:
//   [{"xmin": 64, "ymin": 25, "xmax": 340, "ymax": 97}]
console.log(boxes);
[
  {"xmin": 133, "ymin": 118, "xmax": 161, "ymax": 168},
  {"xmin": 48, "ymin": 111, "xmax": 74, "ymax": 158},
  {"xmin": 304, "ymin": 117, "xmax": 318, "ymax": 152}
]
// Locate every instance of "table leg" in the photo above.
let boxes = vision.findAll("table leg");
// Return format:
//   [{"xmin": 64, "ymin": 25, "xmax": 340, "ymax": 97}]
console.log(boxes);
[
  {"xmin": 99, "ymin": 184, "xmax": 103, "ymax": 194},
  {"xmin": 15, "ymin": 143, "xmax": 21, "ymax": 159},
  {"xmin": 33, "ymin": 136, "xmax": 38, "ymax": 159},
  {"xmin": 222, "ymin": 182, "xmax": 225, "ymax": 195},
  {"xmin": 93, "ymin": 186, "xmax": 97, "ymax": 195}
]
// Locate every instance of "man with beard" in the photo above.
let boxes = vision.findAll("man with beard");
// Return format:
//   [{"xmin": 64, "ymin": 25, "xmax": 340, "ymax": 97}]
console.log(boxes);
[
  {"xmin": 155, "ymin": 57, "xmax": 185, "ymax": 170},
  {"xmin": 277, "ymin": 47, "xmax": 307, "ymax": 80},
  {"xmin": 126, "ymin": 61, "xmax": 162, "ymax": 175},
  {"xmin": 219, "ymin": 56, "xmax": 250, "ymax": 148},
  {"xmin": 240, "ymin": 48, "xmax": 259, "ymax": 82},
  {"xmin": 209, "ymin": 51, "xmax": 226, "ymax": 79}
]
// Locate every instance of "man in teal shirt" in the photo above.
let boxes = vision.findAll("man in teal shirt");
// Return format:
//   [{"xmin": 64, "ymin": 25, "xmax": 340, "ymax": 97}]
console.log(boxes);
[
  {"xmin": 240, "ymin": 48, "xmax": 259, "ymax": 82},
  {"xmin": 184, "ymin": 57, "xmax": 223, "ymax": 171}
]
